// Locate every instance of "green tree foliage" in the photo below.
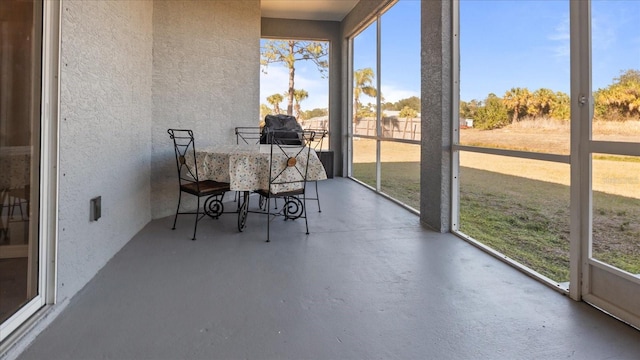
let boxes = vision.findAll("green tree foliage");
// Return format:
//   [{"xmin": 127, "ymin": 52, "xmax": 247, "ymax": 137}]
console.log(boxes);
[
  {"xmin": 531, "ymin": 88, "xmax": 555, "ymax": 117},
  {"xmin": 395, "ymin": 96, "xmax": 420, "ymax": 112},
  {"xmin": 382, "ymin": 101, "xmax": 396, "ymax": 111},
  {"xmin": 261, "ymin": 40, "xmax": 328, "ymax": 116},
  {"xmin": 399, "ymin": 106, "xmax": 418, "ymax": 119},
  {"xmin": 550, "ymin": 91, "xmax": 570, "ymax": 120},
  {"xmin": 266, "ymin": 93, "xmax": 283, "ymax": 114},
  {"xmin": 357, "ymin": 102, "xmax": 377, "ymax": 120},
  {"xmin": 303, "ymin": 108, "xmax": 328, "ymax": 119},
  {"xmin": 460, "ymin": 99, "xmax": 481, "ymax": 119},
  {"xmin": 594, "ymin": 69, "xmax": 640, "ymax": 121},
  {"xmin": 503, "ymin": 87, "xmax": 532, "ymax": 123},
  {"xmin": 462, "ymin": 69, "xmax": 640, "ymax": 129},
  {"xmin": 474, "ymin": 94, "xmax": 509, "ymax": 130},
  {"xmin": 470, "ymin": 89, "xmax": 570, "ymax": 129},
  {"xmin": 526, "ymin": 88, "xmax": 571, "ymax": 120},
  {"xmin": 354, "ymin": 68, "xmax": 377, "ymax": 123},
  {"xmin": 260, "ymin": 103, "xmax": 272, "ymax": 119},
  {"xmin": 380, "ymin": 96, "xmax": 421, "ymax": 112},
  {"xmin": 293, "ymin": 89, "xmax": 309, "ymax": 120}
]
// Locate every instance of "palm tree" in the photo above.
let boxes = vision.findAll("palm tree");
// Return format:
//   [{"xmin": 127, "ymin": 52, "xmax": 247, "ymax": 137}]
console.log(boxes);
[
  {"xmin": 260, "ymin": 104, "xmax": 272, "ymax": 119},
  {"xmin": 293, "ymin": 89, "xmax": 309, "ymax": 120},
  {"xmin": 353, "ymin": 68, "xmax": 377, "ymax": 123},
  {"xmin": 503, "ymin": 87, "xmax": 531, "ymax": 123},
  {"xmin": 261, "ymin": 40, "xmax": 328, "ymax": 116},
  {"xmin": 266, "ymin": 93, "xmax": 284, "ymax": 114},
  {"xmin": 551, "ymin": 91, "xmax": 570, "ymax": 120},
  {"xmin": 594, "ymin": 69, "xmax": 640, "ymax": 120},
  {"xmin": 532, "ymin": 88, "xmax": 556, "ymax": 118}
]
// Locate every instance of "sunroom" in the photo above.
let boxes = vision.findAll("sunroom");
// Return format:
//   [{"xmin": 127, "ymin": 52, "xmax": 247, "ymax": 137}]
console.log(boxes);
[{"xmin": 1, "ymin": 0, "xmax": 639, "ymax": 358}]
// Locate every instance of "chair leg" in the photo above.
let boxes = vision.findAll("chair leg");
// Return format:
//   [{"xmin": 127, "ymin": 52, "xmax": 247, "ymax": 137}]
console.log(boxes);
[
  {"xmin": 283, "ymin": 197, "xmax": 289, "ymax": 220},
  {"xmin": 9, "ymin": 195, "xmax": 21, "ymax": 219},
  {"xmin": 0, "ymin": 190, "xmax": 8, "ymax": 242},
  {"xmin": 303, "ymin": 194, "xmax": 309, "ymax": 235},
  {"xmin": 172, "ymin": 191, "xmax": 182, "ymax": 230},
  {"xmin": 266, "ymin": 196, "xmax": 271, "ymax": 243},
  {"xmin": 237, "ymin": 191, "xmax": 249, "ymax": 232},
  {"xmin": 314, "ymin": 181, "xmax": 321, "ymax": 212},
  {"xmin": 192, "ymin": 197, "xmax": 201, "ymax": 241}
]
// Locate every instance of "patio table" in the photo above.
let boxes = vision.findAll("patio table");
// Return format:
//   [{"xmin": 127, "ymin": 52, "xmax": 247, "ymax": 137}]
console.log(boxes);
[{"xmin": 187, "ymin": 144, "xmax": 327, "ymax": 230}]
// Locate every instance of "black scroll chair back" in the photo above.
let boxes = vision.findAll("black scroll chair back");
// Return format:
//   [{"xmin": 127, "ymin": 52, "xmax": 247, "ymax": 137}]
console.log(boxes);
[
  {"xmin": 303, "ymin": 128, "xmax": 327, "ymax": 212},
  {"xmin": 233, "ymin": 126, "xmax": 262, "ymax": 204},
  {"xmin": 168, "ymin": 129, "xmax": 230, "ymax": 240},
  {"xmin": 260, "ymin": 114, "xmax": 304, "ymax": 145},
  {"xmin": 235, "ymin": 126, "xmax": 262, "ymax": 144},
  {"xmin": 252, "ymin": 129, "xmax": 315, "ymax": 242}
]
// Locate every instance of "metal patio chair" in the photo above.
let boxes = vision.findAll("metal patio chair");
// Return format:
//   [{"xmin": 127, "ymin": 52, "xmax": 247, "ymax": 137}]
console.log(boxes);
[
  {"xmin": 303, "ymin": 128, "xmax": 328, "ymax": 212},
  {"xmin": 235, "ymin": 126, "xmax": 262, "ymax": 144},
  {"xmin": 247, "ymin": 129, "xmax": 315, "ymax": 242},
  {"xmin": 168, "ymin": 129, "xmax": 231, "ymax": 240}
]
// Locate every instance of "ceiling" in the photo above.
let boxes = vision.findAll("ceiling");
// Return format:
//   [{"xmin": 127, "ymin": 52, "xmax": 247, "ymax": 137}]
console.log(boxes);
[{"xmin": 261, "ymin": 0, "xmax": 360, "ymax": 21}]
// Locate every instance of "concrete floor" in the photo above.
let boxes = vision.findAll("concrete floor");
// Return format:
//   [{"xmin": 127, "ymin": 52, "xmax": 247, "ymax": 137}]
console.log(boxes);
[{"xmin": 16, "ymin": 178, "xmax": 640, "ymax": 359}]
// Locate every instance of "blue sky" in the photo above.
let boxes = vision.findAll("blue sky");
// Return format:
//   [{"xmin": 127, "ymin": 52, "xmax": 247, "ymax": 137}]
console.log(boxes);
[
  {"xmin": 260, "ymin": 0, "xmax": 640, "ymax": 109},
  {"xmin": 461, "ymin": 0, "xmax": 640, "ymax": 102}
]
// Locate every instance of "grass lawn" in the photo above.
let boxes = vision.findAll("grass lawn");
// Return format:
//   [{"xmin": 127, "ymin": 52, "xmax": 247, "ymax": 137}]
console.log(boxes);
[
  {"xmin": 352, "ymin": 161, "xmax": 640, "ymax": 283},
  {"xmin": 459, "ymin": 168, "xmax": 571, "ymax": 281},
  {"xmin": 351, "ymin": 121, "xmax": 639, "ymax": 283},
  {"xmin": 352, "ymin": 162, "xmax": 420, "ymax": 209}
]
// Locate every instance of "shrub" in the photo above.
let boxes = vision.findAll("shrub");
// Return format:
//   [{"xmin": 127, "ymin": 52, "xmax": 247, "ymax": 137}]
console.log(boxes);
[{"xmin": 474, "ymin": 94, "xmax": 510, "ymax": 130}]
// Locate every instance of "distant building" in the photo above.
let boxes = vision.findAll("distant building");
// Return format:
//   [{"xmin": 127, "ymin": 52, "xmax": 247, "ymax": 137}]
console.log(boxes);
[{"xmin": 460, "ymin": 118, "xmax": 474, "ymax": 128}]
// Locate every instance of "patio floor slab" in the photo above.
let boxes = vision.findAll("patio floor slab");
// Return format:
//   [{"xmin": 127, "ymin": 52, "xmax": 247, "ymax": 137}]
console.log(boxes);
[{"xmin": 16, "ymin": 178, "xmax": 640, "ymax": 359}]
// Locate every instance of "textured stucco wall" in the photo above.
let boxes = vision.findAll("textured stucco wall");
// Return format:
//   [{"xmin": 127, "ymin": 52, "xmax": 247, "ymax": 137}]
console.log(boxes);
[
  {"xmin": 261, "ymin": 18, "xmax": 343, "ymax": 176},
  {"xmin": 151, "ymin": 0, "xmax": 260, "ymax": 219},
  {"xmin": 421, "ymin": 0, "xmax": 452, "ymax": 232},
  {"xmin": 57, "ymin": 0, "xmax": 153, "ymax": 300}
]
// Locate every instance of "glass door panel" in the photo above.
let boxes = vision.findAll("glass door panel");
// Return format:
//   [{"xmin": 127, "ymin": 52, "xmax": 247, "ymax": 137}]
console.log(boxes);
[
  {"xmin": 0, "ymin": 0, "xmax": 42, "ymax": 325},
  {"xmin": 351, "ymin": 20, "xmax": 378, "ymax": 187},
  {"xmin": 457, "ymin": 0, "xmax": 571, "ymax": 287},
  {"xmin": 380, "ymin": 0, "xmax": 420, "ymax": 141},
  {"xmin": 591, "ymin": 0, "xmax": 640, "ymax": 143},
  {"xmin": 352, "ymin": 21, "xmax": 378, "ymax": 136},
  {"xmin": 378, "ymin": 1, "xmax": 421, "ymax": 211},
  {"xmin": 585, "ymin": 0, "xmax": 640, "ymax": 328},
  {"xmin": 380, "ymin": 141, "xmax": 420, "ymax": 210},
  {"xmin": 459, "ymin": 152, "xmax": 570, "ymax": 283},
  {"xmin": 259, "ymin": 39, "xmax": 330, "ymax": 148},
  {"xmin": 459, "ymin": 0, "xmax": 570, "ymax": 155},
  {"xmin": 591, "ymin": 154, "xmax": 640, "ymax": 276},
  {"xmin": 351, "ymin": 137, "xmax": 377, "ymax": 189}
]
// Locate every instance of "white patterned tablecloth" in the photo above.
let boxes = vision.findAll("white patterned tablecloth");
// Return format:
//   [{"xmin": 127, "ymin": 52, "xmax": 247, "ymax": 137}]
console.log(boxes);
[{"xmin": 189, "ymin": 144, "xmax": 327, "ymax": 194}]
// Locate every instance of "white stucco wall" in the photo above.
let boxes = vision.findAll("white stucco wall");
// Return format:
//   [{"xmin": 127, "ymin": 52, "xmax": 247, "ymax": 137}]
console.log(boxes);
[
  {"xmin": 150, "ymin": 0, "xmax": 261, "ymax": 219},
  {"xmin": 57, "ymin": 0, "xmax": 153, "ymax": 300}
]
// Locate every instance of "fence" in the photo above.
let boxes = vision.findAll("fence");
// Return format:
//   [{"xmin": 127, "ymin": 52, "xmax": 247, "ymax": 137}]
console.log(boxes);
[{"xmin": 353, "ymin": 116, "xmax": 421, "ymax": 140}]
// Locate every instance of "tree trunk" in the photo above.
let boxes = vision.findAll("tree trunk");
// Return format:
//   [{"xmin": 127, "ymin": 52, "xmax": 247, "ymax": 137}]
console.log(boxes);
[{"xmin": 287, "ymin": 41, "xmax": 295, "ymax": 116}]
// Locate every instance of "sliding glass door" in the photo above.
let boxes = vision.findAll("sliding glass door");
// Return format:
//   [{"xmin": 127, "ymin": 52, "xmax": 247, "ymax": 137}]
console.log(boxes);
[
  {"xmin": 582, "ymin": 0, "xmax": 640, "ymax": 328},
  {"xmin": 453, "ymin": 0, "xmax": 640, "ymax": 328},
  {"xmin": 455, "ymin": 0, "xmax": 571, "ymax": 287},
  {"xmin": 1, "ymin": 0, "xmax": 56, "ymax": 341}
]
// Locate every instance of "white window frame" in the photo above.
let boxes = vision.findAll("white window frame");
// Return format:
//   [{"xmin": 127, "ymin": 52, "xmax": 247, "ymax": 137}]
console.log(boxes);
[{"xmin": 0, "ymin": 0, "xmax": 59, "ymax": 345}]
